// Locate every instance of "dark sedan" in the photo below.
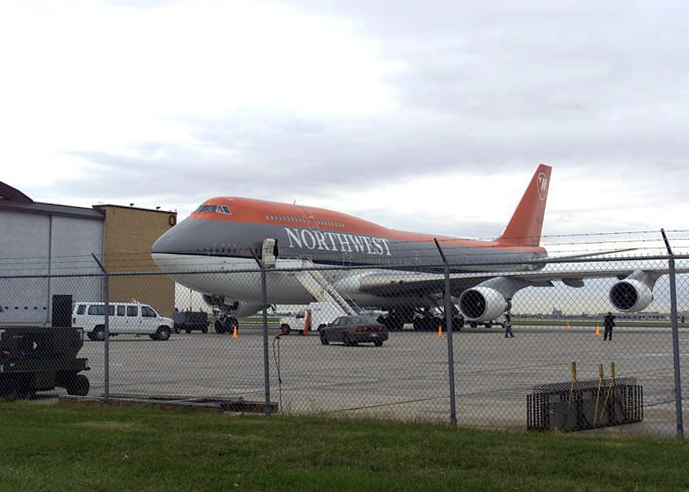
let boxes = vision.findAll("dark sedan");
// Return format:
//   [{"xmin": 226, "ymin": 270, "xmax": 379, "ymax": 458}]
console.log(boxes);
[{"xmin": 319, "ymin": 315, "xmax": 388, "ymax": 347}]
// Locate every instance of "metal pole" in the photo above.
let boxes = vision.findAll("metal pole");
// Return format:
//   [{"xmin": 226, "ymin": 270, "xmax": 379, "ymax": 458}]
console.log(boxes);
[
  {"xmin": 92, "ymin": 254, "xmax": 110, "ymax": 404},
  {"xmin": 249, "ymin": 247, "xmax": 272, "ymax": 415},
  {"xmin": 661, "ymin": 229, "xmax": 684, "ymax": 438},
  {"xmin": 261, "ymin": 264, "xmax": 271, "ymax": 416},
  {"xmin": 434, "ymin": 239, "xmax": 457, "ymax": 427}
]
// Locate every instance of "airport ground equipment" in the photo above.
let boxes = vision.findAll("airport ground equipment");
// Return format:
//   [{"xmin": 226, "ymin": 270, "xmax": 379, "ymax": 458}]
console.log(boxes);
[
  {"xmin": 295, "ymin": 260, "xmax": 357, "ymax": 316},
  {"xmin": 279, "ymin": 302, "xmax": 345, "ymax": 335},
  {"xmin": 527, "ymin": 363, "xmax": 643, "ymax": 432},
  {"xmin": 173, "ymin": 310, "xmax": 210, "ymax": 333},
  {"xmin": 0, "ymin": 326, "xmax": 90, "ymax": 401}
]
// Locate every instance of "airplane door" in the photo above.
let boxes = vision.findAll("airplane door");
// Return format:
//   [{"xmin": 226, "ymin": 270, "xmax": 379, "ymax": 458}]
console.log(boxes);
[{"xmin": 261, "ymin": 238, "xmax": 278, "ymax": 267}]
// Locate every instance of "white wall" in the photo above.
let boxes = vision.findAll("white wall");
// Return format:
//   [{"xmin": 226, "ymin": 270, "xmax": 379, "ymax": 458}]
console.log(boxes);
[{"xmin": 0, "ymin": 210, "xmax": 104, "ymax": 325}]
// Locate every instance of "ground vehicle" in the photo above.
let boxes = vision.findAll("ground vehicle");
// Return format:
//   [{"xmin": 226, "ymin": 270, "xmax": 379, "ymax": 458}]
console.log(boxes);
[
  {"xmin": 173, "ymin": 310, "xmax": 209, "ymax": 333},
  {"xmin": 0, "ymin": 326, "xmax": 89, "ymax": 400},
  {"xmin": 72, "ymin": 302, "xmax": 173, "ymax": 341},
  {"xmin": 279, "ymin": 302, "xmax": 343, "ymax": 335},
  {"xmin": 319, "ymin": 315, "xmax": 388, "ymax": 346}
]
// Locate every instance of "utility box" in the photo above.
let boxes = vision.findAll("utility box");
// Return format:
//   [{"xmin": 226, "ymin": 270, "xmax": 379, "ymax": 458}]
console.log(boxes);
[
  {"xmin": 0, "ymin": 326, "xmax": 90, "ymax": 401},
  {"xmin": 527, "ymin": 378, "xmax": 643, "ymax": 432}
]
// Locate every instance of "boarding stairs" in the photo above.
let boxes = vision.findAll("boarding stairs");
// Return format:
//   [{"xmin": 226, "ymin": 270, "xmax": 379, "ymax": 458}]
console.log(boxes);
[{"xmin": 295, "ymin": 260, "xmax": 357, "ymax": 316}]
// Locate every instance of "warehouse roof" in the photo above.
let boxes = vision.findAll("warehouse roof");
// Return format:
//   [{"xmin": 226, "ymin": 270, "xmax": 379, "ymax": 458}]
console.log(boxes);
[{"xmin": 0, "ymin": 181, "xmax": 104, "ymax": 221}]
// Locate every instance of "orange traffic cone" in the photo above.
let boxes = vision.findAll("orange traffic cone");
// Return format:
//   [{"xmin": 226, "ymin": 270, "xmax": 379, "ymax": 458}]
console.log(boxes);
[
  {"xmin": 566, "ymin": 323, "xmax": 570, "ymax": 330},
  {"xmin": 438, "ymin": 325, "xmax": 443, "ymax": 337},
  {"xmin": 595, "ymin": 325, "xmax": 600, "ymax": 336},
  {"xmin": 233, "ymin": 326, "xmax": 238, "ymax": 339}
]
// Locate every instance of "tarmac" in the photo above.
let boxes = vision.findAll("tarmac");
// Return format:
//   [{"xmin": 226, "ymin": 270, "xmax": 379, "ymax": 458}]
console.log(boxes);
[{"xmin": 49, "ymin": 324, "xmax": 689, "ymax": 436}]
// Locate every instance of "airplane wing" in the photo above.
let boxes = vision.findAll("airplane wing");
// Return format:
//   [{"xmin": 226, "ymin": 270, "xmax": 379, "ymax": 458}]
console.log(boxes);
[{"xmin": 354, "ymin": 266, "xmax": 689, "ymax": 300}]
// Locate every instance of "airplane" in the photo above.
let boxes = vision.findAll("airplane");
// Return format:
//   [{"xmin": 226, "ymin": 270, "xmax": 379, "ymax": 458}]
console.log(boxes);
[{"xmin": 150, "ymin": 164, "xmax": 672, "ymax": 332}]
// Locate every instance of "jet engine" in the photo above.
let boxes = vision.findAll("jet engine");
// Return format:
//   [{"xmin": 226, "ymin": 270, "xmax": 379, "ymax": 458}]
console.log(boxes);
[
  {"xmin": 458, "ymin": 287, "xmax": 509, "ymax": 322},
  {"xmin": 457, "ymin": 277, "xmax": 528, "ymax": 322},
  {"xmin": 608, "ymin": 270, "xmax": 659, "ymax": 312}
]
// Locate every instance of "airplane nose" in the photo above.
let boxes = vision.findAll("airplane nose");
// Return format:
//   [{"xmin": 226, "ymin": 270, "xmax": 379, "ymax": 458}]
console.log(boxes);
[
  {"xmin": 151, "ymin": 217, "xmax": 232, "ymax": 256},
  {"xmin": 151, "ymin": 218, "xmax": 203, "ymax": 255}
]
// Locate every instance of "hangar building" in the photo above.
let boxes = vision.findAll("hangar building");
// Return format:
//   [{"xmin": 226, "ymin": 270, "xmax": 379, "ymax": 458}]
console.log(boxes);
[{"xmin": 0, "ymin": 181, "xmax": 177, "ymax": 326}]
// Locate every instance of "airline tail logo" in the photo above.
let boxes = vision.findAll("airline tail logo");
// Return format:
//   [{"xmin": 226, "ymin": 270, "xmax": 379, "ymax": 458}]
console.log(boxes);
[{"xmin": 537, "ymin": 173, "xmax": 548, "ymax": 201}]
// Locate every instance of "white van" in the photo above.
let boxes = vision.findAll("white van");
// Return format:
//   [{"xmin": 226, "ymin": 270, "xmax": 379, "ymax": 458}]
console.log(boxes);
[{"xmin": 72, "ymin": 302, "xmax": 174, "ymax": 341}]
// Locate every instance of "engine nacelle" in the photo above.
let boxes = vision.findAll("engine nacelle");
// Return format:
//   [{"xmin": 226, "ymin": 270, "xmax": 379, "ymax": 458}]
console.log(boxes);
[
  {"xmin": 458, "ymin": 287, "xmax": 510, "ymax": 322},
  {"xmin": 202, "ymin": 295, "xmax": 263, "ymax": 318},
  {"xmin": 609, "ymin": 279, "xmax": 654, "ymax": 312}
]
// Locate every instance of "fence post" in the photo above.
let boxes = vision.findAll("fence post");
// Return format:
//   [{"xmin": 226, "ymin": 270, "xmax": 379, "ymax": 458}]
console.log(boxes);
[
  {"xmin": 661, "ymin": 229, "xmax": 684, "ymax": 438},
  {"xmin": 260, "ymin": 262, "xmax": 272, "ymax": 415},
  {"xmin": 92, "ymin": 254, "xmax": 110, "ymax": 404},
  {"xmin": 434, "ymin": 239, "xmax": 457, "ymax": 427}
]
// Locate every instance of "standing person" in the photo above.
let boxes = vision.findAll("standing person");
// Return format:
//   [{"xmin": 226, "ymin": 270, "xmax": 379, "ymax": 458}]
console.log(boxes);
[
  {"xmin": 504, "ymin": 312, "xmax": 514, "ymax": 338},
  {"xmin": 603, "ymin": 312, "xmax": 615, "ymax": 341}
]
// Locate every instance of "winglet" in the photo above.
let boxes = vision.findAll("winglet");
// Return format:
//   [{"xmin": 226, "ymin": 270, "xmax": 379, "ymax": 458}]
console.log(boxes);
[{"xmin": 497, "ymin": 164, "xmax": 551, "ymax": 247}]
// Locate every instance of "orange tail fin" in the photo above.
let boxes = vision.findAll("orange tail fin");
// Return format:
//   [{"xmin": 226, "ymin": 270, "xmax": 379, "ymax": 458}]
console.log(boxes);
[{"xmin": 497, "ymin": 164, "xmax": 551, "ymax": 247}]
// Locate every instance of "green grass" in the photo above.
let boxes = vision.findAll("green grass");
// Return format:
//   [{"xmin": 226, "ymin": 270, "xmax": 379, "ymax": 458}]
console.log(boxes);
[{"xmin": 1, "ymin": 401, "xmax": 688, "ymax": 492}]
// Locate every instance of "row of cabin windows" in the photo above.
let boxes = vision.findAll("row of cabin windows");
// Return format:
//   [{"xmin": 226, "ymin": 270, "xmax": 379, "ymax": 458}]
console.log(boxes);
[
  {"xmin": 197, "ymin": 245, "xmax": 242, "ymax": 254},
  {"xmin": 265, "ymin": 214, "xmax": 345, "ymax": 228}
]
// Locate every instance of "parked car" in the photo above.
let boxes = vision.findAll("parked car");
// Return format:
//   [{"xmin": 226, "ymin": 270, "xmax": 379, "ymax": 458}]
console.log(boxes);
[
  {"xmin": 319, "ymin": 315, "xmax": 388, "ymax": 347},
  {"xmin": 72, "ymin": 301, "xmax": 173, "ymax": 341}
]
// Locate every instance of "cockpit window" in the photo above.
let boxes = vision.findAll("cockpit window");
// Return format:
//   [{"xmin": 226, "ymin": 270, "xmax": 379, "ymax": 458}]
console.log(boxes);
[{"xmin": 194, "ymin": 204, "xmax": 232, "ymax": 215}]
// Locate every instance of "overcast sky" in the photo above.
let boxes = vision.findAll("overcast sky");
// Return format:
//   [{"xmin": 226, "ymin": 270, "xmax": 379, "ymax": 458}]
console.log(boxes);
[{"xmin": 2, "ymin": 0, "xmax": 688, "ymax": 253}]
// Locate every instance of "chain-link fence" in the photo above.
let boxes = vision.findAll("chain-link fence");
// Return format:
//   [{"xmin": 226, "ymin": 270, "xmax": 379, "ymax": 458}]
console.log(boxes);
[{"xmin": 1, "ymin": 254, "xmax": 687, "ymax": 437}]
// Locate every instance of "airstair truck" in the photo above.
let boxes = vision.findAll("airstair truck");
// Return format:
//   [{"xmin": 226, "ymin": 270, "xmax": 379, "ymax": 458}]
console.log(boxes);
[{"xmin": 279, "ymin": 302, "xmax": 344, "ymax": 336}]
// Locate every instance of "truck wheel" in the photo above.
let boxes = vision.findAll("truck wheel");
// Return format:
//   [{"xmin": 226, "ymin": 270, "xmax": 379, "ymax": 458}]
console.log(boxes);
[
  {"xmin": 86, "ymin": 332, "xmax": 95, "ymax": 341},
  {"xmin": 185, "ymin": 328, "xmax": 192, "ymax": 334},
  {"xmin": 280, "ymin": 324, "xmax": 290, "ymax": 335},
  {"xmin": 0, "ymin": 379, "xmax": 19, "ymax": 402},
  {"xmin": 155, "ymin": 326, "xmax": 171, "ymax": 341},
  {"xmin": 66, "ymin": 375, "xmax": 90, "ymax": 396},
  {"xmin": 374, "ymin": 340, "xmax": 383, "ymax": 347},
  {"xmin": 201, "ymin": 326, "xmax": 208, "ymax": 333},
  {"xmin": 93, "ymin": 326, "xmax": 105, "ymax": 341},
  {"xmin": 320, "ymin": 332, "xmax": 329, "ymax": 345}
]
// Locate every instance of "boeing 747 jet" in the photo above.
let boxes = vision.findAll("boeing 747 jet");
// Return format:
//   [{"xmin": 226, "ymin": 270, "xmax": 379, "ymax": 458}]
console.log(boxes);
[{"xmin": 152, "ymin": 164, "xmax": 673, "ymax": 331}]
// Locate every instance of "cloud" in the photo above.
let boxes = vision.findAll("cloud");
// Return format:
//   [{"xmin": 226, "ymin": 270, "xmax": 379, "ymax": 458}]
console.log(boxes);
[{"xmin": 2, "ymin": 0, "xmax": 689, "ymax": 246}]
